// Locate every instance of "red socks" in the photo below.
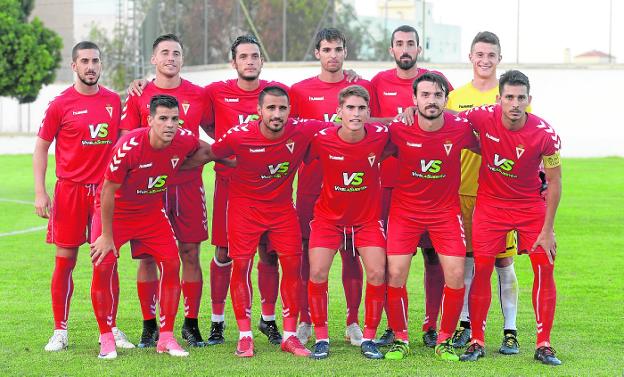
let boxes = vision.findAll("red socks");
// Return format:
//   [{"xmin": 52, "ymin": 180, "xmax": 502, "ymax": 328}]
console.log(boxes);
[
  {"xmin": 469, "ymin": 257, "xmax": 496, "ymax": 344},
  {"xmin": 438, "ymin": 285, "xmax": 465, "ymax": 343},
  {"xmin": 422, "ymin": 259, "xmax": 444, "ymax": 331},
  {"xmin": 530, "ymin": 253, "xmax": 557, "ymax": 346},
  {"xmin": 156, "ymin": 259, "xmax": 181, "ymax": 332},
  {"xmin": 387, "ymin": 285, "xmax": 409, "ymax": 342},
  {"xmin": 278, "ymin": 255, "xmax": 301, "ymax": 333},
  {"xmin": 363, "ymin": 283, "xmax": 386, "ymax": 340},
  {"xmin": 340, "ymin": 248, "xmax": 363, "ymax": 326},
  {"xmin": 91, "ymin": 262, "xmax": 118, "ymax": 334},
  {"xmin": 51, "ymin": 256, "xmax": 76, "ymax": 330},
  {"xmin": 137, "ymin": 280, "xmax": 159, "ymax": 320},
  {"xmin": 308, "ymin": 280, "xmax": 329, "ymax": 340},
  {"xmin": 210, "ymin": 257, "xmax": 232, "ymax": 319},
  {"xmin": 181, "ymin": 280, "xmax": 202, "ymax": 319},
  {"xmin": 298, "ymin": 249, "xmax": 312, "ymax": 323},
  {"xmin": 258, "ymin": 260, "xmax": 279, "ymax": 318},
  {"xmin": 230, "ymin": 258, "xmax": 253, "ymax": 332}
]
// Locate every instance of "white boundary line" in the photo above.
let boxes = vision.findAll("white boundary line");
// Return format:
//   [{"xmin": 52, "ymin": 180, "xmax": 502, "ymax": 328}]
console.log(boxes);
[
  {"xmin": 0, "ymin": 198, "xmax": 34, "ymax": 205},
  {"xmin": 0, "ymin": 226, "xmax": 46, "ymax": 237}
]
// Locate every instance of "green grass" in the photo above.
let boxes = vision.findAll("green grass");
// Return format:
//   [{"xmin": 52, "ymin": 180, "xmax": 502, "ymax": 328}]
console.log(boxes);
[{"xmin": 0, "ymin": 155, "xmax": 622, "ymax": 376}]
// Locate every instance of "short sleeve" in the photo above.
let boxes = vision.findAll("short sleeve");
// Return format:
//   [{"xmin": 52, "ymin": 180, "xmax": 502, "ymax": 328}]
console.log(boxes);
[
  {"xmin": 105, "ymin": 139, "xmax": 133, "ymax": 183},
  {"xmin": 120, "ymin": 93, "xmax": 142, "ymax": 131},
  {"xmin": 460, "ymin": 105, "xmax": 492, "ymax": 134},
  {"xmin": 211, "ymin": 130, "xmax": 235, "ymax": 160},
  {"xmin": 38, "ymin": 99, "xmax": 62, "ymax": 141}
]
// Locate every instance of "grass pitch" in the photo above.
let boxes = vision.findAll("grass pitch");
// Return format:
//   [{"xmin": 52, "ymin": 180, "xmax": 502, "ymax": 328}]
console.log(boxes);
[{"xmin": 0, "ymin": 155, "xmax": 622, "ymax": 376}]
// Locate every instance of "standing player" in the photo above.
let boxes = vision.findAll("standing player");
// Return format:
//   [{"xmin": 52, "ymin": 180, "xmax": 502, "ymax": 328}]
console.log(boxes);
[
  {"xmin": 121, "ymin": 34, "xmax": 210, "ymax": 347},
  {"xmin": 384, "ymin": 73, "xmax": 478, "ymax": 362},
  {"xmin": 305, "ymin": 85, "xmax": 388, "ymax": 360},
  {"xmin": 33, "ymin": 41, "xmax": 133, "ymax": 351},
  {"xmin": 289, "ymin": 28, "xmax": 375, "ymax": 346},
  {"xmin": 202, "ymin": 35, "xmax": 290, "ymax": 346},
  {"xmin": 186, "ymin": 86, "xmax": 332, "ymax": 357},
  {"xmin": 90, "ymin": 95, "xmax": 216, "ymax": 359},
  {"xmin": 370, "ymin": 24, "xmax": 454, "ymax": 347},
  {"xmin": 459, "ymin": 70, "xmax": 562, "ymax": 366},
  {"xmin": 447, "ymin": 31, "xmax": 527, "ymax": 353}
]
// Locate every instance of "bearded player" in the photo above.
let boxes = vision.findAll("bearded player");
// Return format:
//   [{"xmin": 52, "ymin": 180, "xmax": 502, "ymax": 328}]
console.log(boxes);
[
  {"xmin": 384, "ymin": 73, "xmax": 478, "ymax": 361},
  {"xmin": 34, "ymin": 41, "xmax": 133, "ymax": 352},
  {"xmin": 370, "ymin": 25, "xmax": 454, "ymax": 347}
]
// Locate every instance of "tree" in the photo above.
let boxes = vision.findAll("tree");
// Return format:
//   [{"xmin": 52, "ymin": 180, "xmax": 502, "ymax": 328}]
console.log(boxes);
[{"xmin": 0, "ymin": 0, "xmax": 62, "ymax": 103}]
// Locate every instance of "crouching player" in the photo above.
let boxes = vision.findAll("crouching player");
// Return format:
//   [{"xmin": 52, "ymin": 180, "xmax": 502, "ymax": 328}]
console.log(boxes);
[
  {"xmin": 459, "ymin": 70, "xmax": 563, "ymax": 366},
  {"xmin": 89, "ymin": 95, "xmax": 219, "ymax": 359},
  {"xmin": 384, "ymin": 73, "xmax": 478, "ymax": 361},
  {"xmin": 305, "ymin": 86, "xmax": 389, "ymax": 360}
]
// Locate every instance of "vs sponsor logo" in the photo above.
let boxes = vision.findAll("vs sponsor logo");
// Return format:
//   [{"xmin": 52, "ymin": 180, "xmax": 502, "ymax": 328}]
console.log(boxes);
[
  {"xmin": 323, "ymin": 113, "xmax": 340, "ymax": 122},
  {"xmin": 420, "ymin": 159, "xmax": 441, "ymax": 173},
  {"xmin": 238, "ymin": 114, "xmax": 259, "ymax": 124},
  {"xmin": 262, "ymin": 162, "xmax": 290, "ymax": 179},
  {"xmin": 342, "ymin": 172, "xmax": 364, "ymax": 186},
  {"xmin": 82, "ymin": 123, "xmax": 112, "ymax": 145},
  {"xmin": 335, "ymin": 172, "xmax": 367, "ymax": 192},
  {"xmin": 148, "ymin": 175, "xmax": 168, "ymax": 189},
  {"xmin": 411, "ymin": 159, "xmax": 445, "ymax": 179},
  {"xmin": 487, "ymin": 154, "xmax": 518, "ymax": 178},
  {"xmin": 493, "ymin": 154, "xmax": 515, "ymax": 171}
]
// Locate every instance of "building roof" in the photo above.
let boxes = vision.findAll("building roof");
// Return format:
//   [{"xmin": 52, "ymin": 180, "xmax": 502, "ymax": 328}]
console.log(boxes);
[{"xmin": 575, "ymin": 50, "xmax": 614, "ymax": 58}]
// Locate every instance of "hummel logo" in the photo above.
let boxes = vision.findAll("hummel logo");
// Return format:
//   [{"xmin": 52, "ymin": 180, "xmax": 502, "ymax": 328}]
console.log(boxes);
[
  {"xmin": 407, "ymin": 142, "xmax": 422, "ymax": 147},
  {"xmin": 139, "ymin": 163, "xmax": 153, "ymax": 169},
  {"xmin": 329, "ymin": 155, "xmax": 344, "ymax": 161},
  {"xmin": 309, "ymin": 96, "xmax": 324, "ymax": 101},
  {"xmin": 72, "ymin": 109, "xmax": 88, "ymax": 115},
  {"xmin": 249, "ymin": 148, "xmax": 265, "ymax": 153},
  {"xmin": 486, "ymin": 132, "xmax": 500, "ymax": 142},
  {"xmin": 224, "ymin": 98, "xmax": 239, "ymax": 103},
  {"xmin": 383, "ymin": 92, "xmax": 397, "ymax": 96}
]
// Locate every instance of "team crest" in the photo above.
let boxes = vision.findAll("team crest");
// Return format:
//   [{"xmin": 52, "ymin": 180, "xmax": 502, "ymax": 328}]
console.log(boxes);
[
  {"xmin": 182, "ymin": 101, "xmax": 190, "ymax": 115},
  {"xmin": 443, "ymin": 140, "xmax": 453, "ymax": 156},
  {"xmin": 516, "ymin": 145, "xmax": 525, "ymax": 159},
  {"xmin": 105, "ymin": 104, "xmax": 113, "ymax": 118},
  {"xmin": 368, "ymin": 152, "xmax": 376, "ymax": 167},
  {"xmin": 171, "ymin": 155, "xmax": 180, "ymax": 169},
  {"xmin": 286, "ymin": 139, "xmax": 295, "ymax": 154}
]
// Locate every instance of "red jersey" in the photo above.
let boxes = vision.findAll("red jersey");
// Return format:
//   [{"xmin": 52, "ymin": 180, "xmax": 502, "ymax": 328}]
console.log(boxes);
[
  {"xmin": 462, "ymin": 105, "xmax": 561, "ymax": 208},
  {"xmin": 371, "ymin": 67, "xmax": 454, "ymax": 188},
  {"xmin": 307, "ymin": 123, "xmax": 388, "ymax": 225},
  {"xmin": 204, "ymin": 79, "xmax": 289, "ymax": 177},
  {"xmin": 38, "ymin": 85, "xmax": 121, "ymax": 184},
  {"xmin": 210, "ymin": 118, "xmax": 331, "ymax": 205},
  {"xmin": 120, "ymin": 79, "xmax": 209, "ymax": 185},
  {"xmin": 290, "ymin": 75, "xmax": 376, "ymax": 195},
  {"xmin": 389, "ymin": 112, "xmax": 477, "ymax": 211},
  {"xmin": 97, "ymin": 127, "xmax": 199, "ymax": 214}
]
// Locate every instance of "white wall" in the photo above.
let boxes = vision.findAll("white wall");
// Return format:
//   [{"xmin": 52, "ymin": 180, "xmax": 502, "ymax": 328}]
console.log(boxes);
[{"xmin": 1, "ymin": 63, "xmax": 621, "ymax": 158}]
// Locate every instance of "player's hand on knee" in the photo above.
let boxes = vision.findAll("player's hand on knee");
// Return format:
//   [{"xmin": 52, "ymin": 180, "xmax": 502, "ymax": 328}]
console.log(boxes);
[
  {"xmin": 127, "ymin": 79, "xmax": 147, "ymax": 97},
  {"xmin": 531, "ymin": 230, "xmax": 556, "ymax": 264},
  {"xmin": 90, "ymin": 235, "xmax": 118, "ymax": 266},
  {"xmin": 34, "ymin": 192, "xmax": 51, "ymax": 218}
]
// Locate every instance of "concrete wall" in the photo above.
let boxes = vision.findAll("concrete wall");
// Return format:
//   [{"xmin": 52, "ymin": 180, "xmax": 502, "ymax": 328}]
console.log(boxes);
[{"xmin": 31, "ymin": 0, "xmax": 74, "ymax": 82}]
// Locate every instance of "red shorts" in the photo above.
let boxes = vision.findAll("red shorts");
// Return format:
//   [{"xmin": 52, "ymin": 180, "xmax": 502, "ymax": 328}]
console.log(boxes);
[
  {"xmin": 165, "ymin": 176, "xmax": 208, "ymax": 243},
  {"xmin": 386, "ymin": 206, "xmax": 466, "ymax": 256},
  {"xmin": 309, "ymin": 218, "xmax": 386, "ymax": 250},
  {"xmin": 472, "ymin": 199, "xmax": 547, "ymax": 258},
  {"xmin": 91, "ymin": 208, "xmax": 179, "ymax": 265},
  {"xmin": 296, "ymin": 193, "xmax": 318, "ymax": 240},
  {"xmin": 211, "ymin": 175, "xmax": 229, "ymax": 247},
  {"xmin": 46, "ymin": 180, "xmax": 97, "ymax": 248},
  {"xmin": 227, "ymin": 201, "xmax": 302, "ymax": 259}
]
